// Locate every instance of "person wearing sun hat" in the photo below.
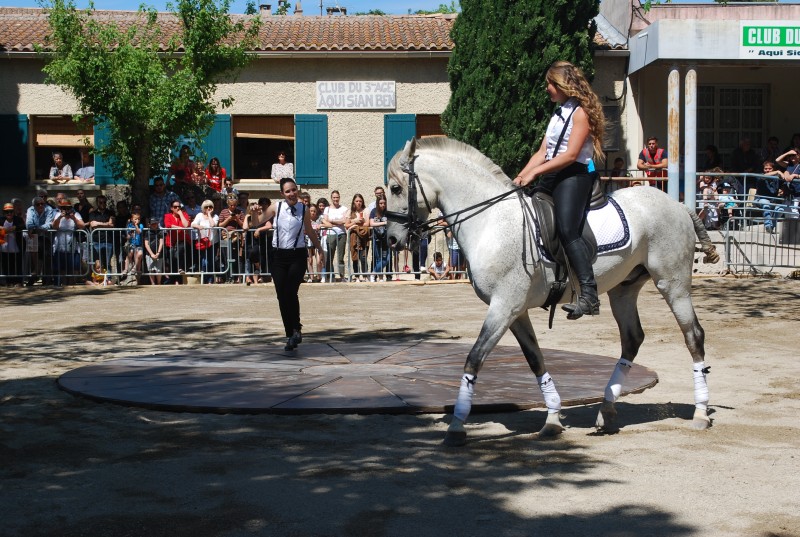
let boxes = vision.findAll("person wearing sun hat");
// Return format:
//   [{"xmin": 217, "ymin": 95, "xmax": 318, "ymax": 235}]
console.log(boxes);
[{"xmin": 1, "ymin": 202, "xmax": 25, "ymax": 286}]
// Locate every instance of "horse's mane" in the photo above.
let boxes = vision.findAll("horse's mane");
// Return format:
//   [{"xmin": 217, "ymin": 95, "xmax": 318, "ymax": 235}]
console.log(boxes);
[{"xmin": 391, "ymin": 137, "xmax": 510, "ymax": 187}]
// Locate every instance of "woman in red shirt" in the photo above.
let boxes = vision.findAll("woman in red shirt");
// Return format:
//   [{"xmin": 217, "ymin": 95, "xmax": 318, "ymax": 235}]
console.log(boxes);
[{"xmin": 205, "ymin": 157, "xmax": 226, "ymax": 193}]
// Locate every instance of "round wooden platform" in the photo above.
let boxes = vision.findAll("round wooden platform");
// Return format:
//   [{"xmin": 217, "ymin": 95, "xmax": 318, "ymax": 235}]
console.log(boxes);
[{"xmin": 57, "ymin": 340, "xmax": 658, "ymax": 414}]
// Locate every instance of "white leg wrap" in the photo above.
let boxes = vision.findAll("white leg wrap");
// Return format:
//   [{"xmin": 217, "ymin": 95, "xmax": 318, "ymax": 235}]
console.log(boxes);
[
  {"xmin": 537, "ymin": 372, "xmax": 561, "ymax": 414},
  {"xmin": 693, "ymin": 361, "xmax": 710, "ymax": 411},
  {"xmin": 453, "ymin": 373, "xmax": 476, "ymax": 422},
  {"xmin": 604, "ymin": 358, "xmax": 633, "ymax": 402}
]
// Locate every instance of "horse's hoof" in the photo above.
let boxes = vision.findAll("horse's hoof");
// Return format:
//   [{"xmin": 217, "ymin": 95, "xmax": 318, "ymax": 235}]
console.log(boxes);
[
  {"xmin": 534, "ymin": 413, "xmax": 564, "ymax": 439},
  {"xmin": 595, "ymin": 401, "xmax": 620, "ymax": 434},
  {"xmin": 691, "ymin": 416, "xmax": 712, "ymax": 430},
  {"xmin": 443, "ymin": 431, "xmax": 467, "ymax": 447}
]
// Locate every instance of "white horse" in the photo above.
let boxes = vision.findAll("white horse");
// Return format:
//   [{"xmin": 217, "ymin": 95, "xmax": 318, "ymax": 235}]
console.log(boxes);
[{"xmin": 386, "ymin": 137, "xmax": 718, "ymax": 446}]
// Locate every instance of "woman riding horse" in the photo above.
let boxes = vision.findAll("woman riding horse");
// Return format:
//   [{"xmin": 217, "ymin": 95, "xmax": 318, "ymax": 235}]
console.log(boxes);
[{"xmin": 513, "ymin": 61, "xmax": 606, "ymax": 320}]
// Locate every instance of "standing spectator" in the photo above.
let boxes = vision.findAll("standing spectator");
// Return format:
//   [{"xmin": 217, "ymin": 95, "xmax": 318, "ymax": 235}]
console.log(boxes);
[
  {"xmin": 761, "ymin": 137, "xmax": 781, "ymax": 166},
  {"xmin": 149, "ymin": 177, "xmax": 181, "ymax": 225},
  {"xmin": 49, "ymin": 151, "xmax": 73, "ymax": 183},
  {"xmin": 636, "ymin": 137, "xmax": 667, "ymax": 184},
  {"xmin": 365, "ymin": 185, "xmax": 386, "ymax": 218},
  {"xmin": 755, "ymin": 160, "xmax": 784, "ymax": 233},
  {"xmin": 242, "ymin": 200, "xmax": 264, "ymax": 285},
  {"xmin": 270, "ymin": 151, "xmax": 294, "ymax": 183},
  {"xmin": 447, "ymin": 228, "xmax": 466, "ymax": 279},
  {"xmin": 368, "ymin": 197, "xmax": 391, "ymax": 282},
  {"xmin": 74, "ymin": 148, "xmax": 95, "ymax": 183},
  {"xmin": 261, "ymin": 178, "xmax": 322, "ymax": 351},
  {"xmin": 702, "ymin": 145, "xmax": 723, "ymax": 172},
  {"xmin": 86, "ymin": 195, "xmax": 116, "ymax": 272},
  {"xmin": 254, "ymin": 198, "xmax": 274, "ymax": 282},
  {"xmin": 305, "ymin": 204, "xmax": 323, "ymax": 282},
  {"xmin": 609, "ymin": 157, "xmax": 627, "ymax": 177},
  {"xmin": 219, "ymin": 193, "xmax": 244, "ymax": 280},
  {"xmin": 51, "ymin": 199, "xmax": 85, "ymax": 286},
  {"xmin": 124, "ymin": 212, "xmax": 144, "ymax": 276},
  {"xmin": 73, "ymin": 189, "xmax": 93, "ymax": 217},
  {"xmin": 205, "ymin": 157, "xmax": 226, "ymax": 193},
  {"xmin": 25, "ymin": 196, "xmax": 55, "ymax": 286},
  {"xmin": 191, "ymin": 200, "xmax": 219, "ymax": 283},
  {"xmin": 236, "ymin": 191, "xmax": 250, "ymax": 213},
  {"xmin": 730, "ymin": 137, "xmax": 761, "ymax": 174},
  {"xmin": 163, "ymin": 201, "xmax": 191, "ymax": 277},
  {"xmin": 221, "ymin": 177, "xmax": 239, "ymax": 198},
  {"xmin": 345, "ymin": 193, "xmax": 369, "ymax": 282},
  {"xmin": 1, "ymin": 202, "xmax": 24, "ymax": 286},
  {"xmin": 143, "ymin": 217, "xmax": 165, "ymax": 285},
  {"xmin": 322, "ymin": 190, "xmax": 348, "ymax": 282}
]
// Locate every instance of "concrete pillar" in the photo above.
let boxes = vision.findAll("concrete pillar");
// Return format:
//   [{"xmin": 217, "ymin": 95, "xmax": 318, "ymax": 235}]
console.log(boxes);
[
  {"xmin": 684, "ymin": 68, "xmax": 697, "ymax": 210},
  {"xmin": 667, "ymin": 67, "xmax": 680, "ymax": 201}
]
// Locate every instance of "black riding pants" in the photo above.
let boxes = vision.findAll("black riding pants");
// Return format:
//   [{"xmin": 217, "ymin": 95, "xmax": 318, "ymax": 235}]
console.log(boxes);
[
  {"xmin": 551, "ymin": 172, "xmax": 594, "ymax": 245},
  {"xmin": 271, "ymin": 248, "xmax": 308, "ymax": 337}
]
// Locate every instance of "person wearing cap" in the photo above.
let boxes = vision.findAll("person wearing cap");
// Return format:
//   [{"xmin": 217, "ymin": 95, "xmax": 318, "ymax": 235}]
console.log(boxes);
[
  {"xmin": 25, "ymin": 195, "xmax": 56, "ymax": 286},
  {"xmin": 143, "ymin": 217, "xmax": 165, "ymax": 285},
  {"xmin": 1, "ymin": 202, "xmax": 25, "ymax": 285},
  {"xmin": 51, "ymin": 198, "xmax": 85, "ymax": 286}
]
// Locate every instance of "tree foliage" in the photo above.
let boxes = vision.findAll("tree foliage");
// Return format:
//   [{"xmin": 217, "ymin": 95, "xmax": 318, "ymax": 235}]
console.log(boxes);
[
  {"xmin": 441, "ymin": 0, "xmax": 598, "ymax": 175},
  {"xmin": 39, "ymin": 0, "xmax": 260, "ymax": 209},
  {"xmin": 414, "ymin": 1, "xmax": 458, "ymax": 15}
]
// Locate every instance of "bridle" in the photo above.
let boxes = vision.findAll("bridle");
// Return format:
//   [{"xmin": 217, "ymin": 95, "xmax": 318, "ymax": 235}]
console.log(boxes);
[{"xmin": 385, "ymin": 154, "xmax": 526, "ymax": 244}]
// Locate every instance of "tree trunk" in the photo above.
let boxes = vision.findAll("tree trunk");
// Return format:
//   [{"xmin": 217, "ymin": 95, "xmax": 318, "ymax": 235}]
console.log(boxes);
[{"xmin": 131, "ymin": 141, "xmax": 153, "ymax": 217}]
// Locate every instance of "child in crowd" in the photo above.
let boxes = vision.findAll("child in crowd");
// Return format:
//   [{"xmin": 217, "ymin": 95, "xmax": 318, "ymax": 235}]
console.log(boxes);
[
  {"xmin": 306, "ymin": 204, "xmax": 322, "ymax": 282},
  {"xmin": 717, "ymin": 183, "xmax": 737, "ymax": 230},
  {"xmin": 143, "ymin": 217, "xmax": 165, "ymax": 285},
  {"xmin": 125, "ymin": 212, "xmax": 144, "ymax": 275},
  {"xmin": 86, "ymin": 259, "xmax": 108, "ymax": 286},
  {"xmin": 446, "ymin": 229, "xmax": 465, "ymax": 279},
  {"xmin": 427, "ymin": 251, "xmax": 450, "ymax": 281}
]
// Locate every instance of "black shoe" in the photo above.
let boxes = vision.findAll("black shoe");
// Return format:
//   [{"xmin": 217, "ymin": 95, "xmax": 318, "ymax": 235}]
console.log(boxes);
[
  {"xmin": 284, "ymin": 337, "xmax": 297, "ymax": 351},
  {"xmin": 293, "ymin": 330, "xmax": 302, "ymax": 345},
  {"xmin": 561, "ymin": 294, "xmax": 600, "ymax": 320}
]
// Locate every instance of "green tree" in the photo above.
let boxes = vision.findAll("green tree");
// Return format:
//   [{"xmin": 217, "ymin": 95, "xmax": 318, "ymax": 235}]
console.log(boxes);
[
  {"xmin": 244, "ymin": 0, "xmax": 257, "ymax": 14},
  {"xmin": 39, "ymin": 0, "xmax": 260, "ymax": 210},
  {"xmin": 414, "ymin": 1, "xmax": 458, "ymax": 14},
  {"xmin": 441, "ymin": 0, "xmax": 597, "ymax": 175}
]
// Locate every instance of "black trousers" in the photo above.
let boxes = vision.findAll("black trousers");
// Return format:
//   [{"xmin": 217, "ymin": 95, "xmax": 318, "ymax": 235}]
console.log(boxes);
[
  {"xmin": 271, "ymin": 248, "xmax": 308, "ymax": 337},
  {"xmin": 550, "ymin": 171, "xmax": 593, "ymax": 245}
]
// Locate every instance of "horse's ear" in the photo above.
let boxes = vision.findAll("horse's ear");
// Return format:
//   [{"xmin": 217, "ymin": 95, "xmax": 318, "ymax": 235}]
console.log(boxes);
[{"xmin": 400, "ymin": 138, "xmax": 417, "ymax": 165}]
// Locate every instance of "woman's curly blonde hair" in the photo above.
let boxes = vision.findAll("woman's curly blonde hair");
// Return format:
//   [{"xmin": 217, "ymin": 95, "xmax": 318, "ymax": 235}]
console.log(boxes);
[{"xmin": 546, "ymin": 61, "xmax": 606, "ymax": 161}]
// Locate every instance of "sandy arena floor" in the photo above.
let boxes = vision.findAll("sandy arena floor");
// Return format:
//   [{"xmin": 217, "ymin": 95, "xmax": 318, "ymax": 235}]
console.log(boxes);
[{"xmin": 1, "ymin": 278, "xmax": 799, "ymax": 537}]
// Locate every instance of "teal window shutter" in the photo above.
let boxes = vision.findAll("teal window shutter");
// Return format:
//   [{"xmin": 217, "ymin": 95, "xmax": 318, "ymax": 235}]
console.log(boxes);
[
  {"xmin": 384, "ymin": 114, "xmax": 416, "ymax": 184},
  {"xmin": 0, "ymin": 115, "xmax": 29, "ymax": 186},
  {"xmin": 93, "ymin": 118, "xmax": 119, "ymax": 185},
  {"xmin": 198, "ymin": 115, "xmax": 232, "ymax": 171},
  {"xmin": 295, "ymin": 114, "xmax": 328, "ymax": 185}
]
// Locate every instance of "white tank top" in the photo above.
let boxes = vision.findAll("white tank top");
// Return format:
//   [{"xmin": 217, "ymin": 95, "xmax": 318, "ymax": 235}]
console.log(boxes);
[
  {"xmin": 544, "ymin": 97, "xmax": 594, "ymax": 165},
  {"xmin": 272, "ymin": 201, "xmax": 306, "ymax": 249}
]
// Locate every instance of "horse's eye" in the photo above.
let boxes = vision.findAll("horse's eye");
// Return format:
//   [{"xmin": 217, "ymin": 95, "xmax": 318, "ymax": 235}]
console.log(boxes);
[{"xmin": 390, "ymin": 184, "xmax": 402, "ymax": 195}]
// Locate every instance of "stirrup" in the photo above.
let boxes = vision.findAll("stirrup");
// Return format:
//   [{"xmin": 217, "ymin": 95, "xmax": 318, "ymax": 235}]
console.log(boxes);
[{"xmin": 561, "ymin": 296, "xmax": 600, "ymax": 320}]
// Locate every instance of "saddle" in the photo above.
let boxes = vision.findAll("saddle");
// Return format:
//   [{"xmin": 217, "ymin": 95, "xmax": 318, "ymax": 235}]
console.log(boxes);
[{"xmin": 528, "ymin": 180, "xmax": 608, "ymax": 323}]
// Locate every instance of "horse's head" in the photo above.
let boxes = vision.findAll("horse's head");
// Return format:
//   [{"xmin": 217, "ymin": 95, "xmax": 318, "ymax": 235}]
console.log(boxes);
[{"xmin": 386, "ymin": 138, "xmax": 434, "ymax": 249}]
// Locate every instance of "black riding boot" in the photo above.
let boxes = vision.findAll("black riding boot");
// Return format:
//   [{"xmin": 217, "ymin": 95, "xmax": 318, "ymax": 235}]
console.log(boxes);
[{"xmin": 561, "ymin": 238, "xmax": 600, "ymax": 320}]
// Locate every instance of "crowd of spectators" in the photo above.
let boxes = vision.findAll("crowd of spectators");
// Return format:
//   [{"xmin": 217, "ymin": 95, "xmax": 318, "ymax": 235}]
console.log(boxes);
[{"xmin": 2, "ymin": 149, "xmax": 465, "ymax": 287}]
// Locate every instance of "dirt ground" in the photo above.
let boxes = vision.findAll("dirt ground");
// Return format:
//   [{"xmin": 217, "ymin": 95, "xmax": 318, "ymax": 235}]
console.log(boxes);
[{"xmin": 1, "ymin": 278, "xmax": 799, "ymax": 537}]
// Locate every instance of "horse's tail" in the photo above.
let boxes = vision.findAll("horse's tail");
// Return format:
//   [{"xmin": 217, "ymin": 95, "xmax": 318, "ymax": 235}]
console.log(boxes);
[{"xmin": 685, "ymin": 206, "xmax": 720, "ymax": 263}]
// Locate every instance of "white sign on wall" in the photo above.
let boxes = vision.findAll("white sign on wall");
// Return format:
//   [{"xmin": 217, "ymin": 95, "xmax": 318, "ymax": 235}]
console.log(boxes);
[
  {"xmin": 740, "ymin": 21, "xmax": 800, "ymax": 59},
  {"xmin": 316, "ymin": 81, "xmax": 396, "ymax": 110}
]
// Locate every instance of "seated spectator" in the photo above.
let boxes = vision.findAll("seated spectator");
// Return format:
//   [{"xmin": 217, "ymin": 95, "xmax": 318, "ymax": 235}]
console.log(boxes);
[
  {"xmin": 345, "ymin": 193, "xmax": 369, "ymax": 282},
  {"xmin": 143, "ymin": 217, "xmax": 165, "ymax": 285},
  {"xmin": 368, "ymin": 197, "xmax": 391, "ymax": 282},
  {"xmin": 776, "ymin": 149, "xmax": 800, "ymax": 175},
  {"xmin": 73, "ymin": 189, "xmax": 93, "ymax": 217},
  {"xmin": 163, "ymin": 201, "xmax": 191, "ymax": 278},
  {"xmin": 1, "ymin": 202, "xmax": 24, "ymax": 286},
  {"xmin": 25, "ymin": 196, "xmax": 55, "ymax": 286},
  {"xmin": 49, "ymin": 151, "xmax": 73, "ymax": 183},
  {"xmin": 74, "ymin": 148, "xmax": 95, "ymax": 183},
  {"xmin": 124, "ymin": 211, "xmax": 144, "ymax": 277},
  {"xmin": 270, "ymin": 151, "xmax": 294, "ymax": 183},
  {"xmin": 702, "ymin": 145, "xmax": 723, "ymax": 172},
  {"xmin": 183, "ymin": 193, "xmax": 203, "ymax": 221},
  {"xmin": 51, "ymin": 199, "xmax": 85, "ymax": 286},
  {"xmin": 191, "ymin": 160, "xmax": 206, "ymax": 187},
  {"xmin": 730, "ymin": 138, "xmax": 760, "ymax": 174},
  {"xmin": 777, "ymin": 170, "xmax": 800, "ymax": 220},
  {"xmin": 85, "ymin": 259, "xmax": 108, "ymax": 286},
  {"xmin": 86, "ymin": 195, "xmax": 116, "ymax": 272},
  {"xmin": 205, "ymin": 157, "xmax": 226, "ymax": 193},
  {"xmin": 754, "ymin": 161, "xmax": 784, "ymax": 233},
  {"xmin": 149, "ymin": 177, "xmax": 181, "ymax": 226},
  {"xmin": 784, "ymin": 133, "xmax": 800, "ymax": 154},
  {"xmin": 170, "ymin": 145, "xmax": 194, "ymax": 180},
  {"xmin": 191, "ymin": 199, "xmax": 219, "ymax": 284},
  {"xmin": 427, "ymin": 251, "xmax": 450, "ymax": 281},
  {"xmin": 221, "ymin": 177, "xmax": 239, "ymax": 198},
  {"xmin": 717, "ymin": 183, "xmax": 739, "ymax": 230}
]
